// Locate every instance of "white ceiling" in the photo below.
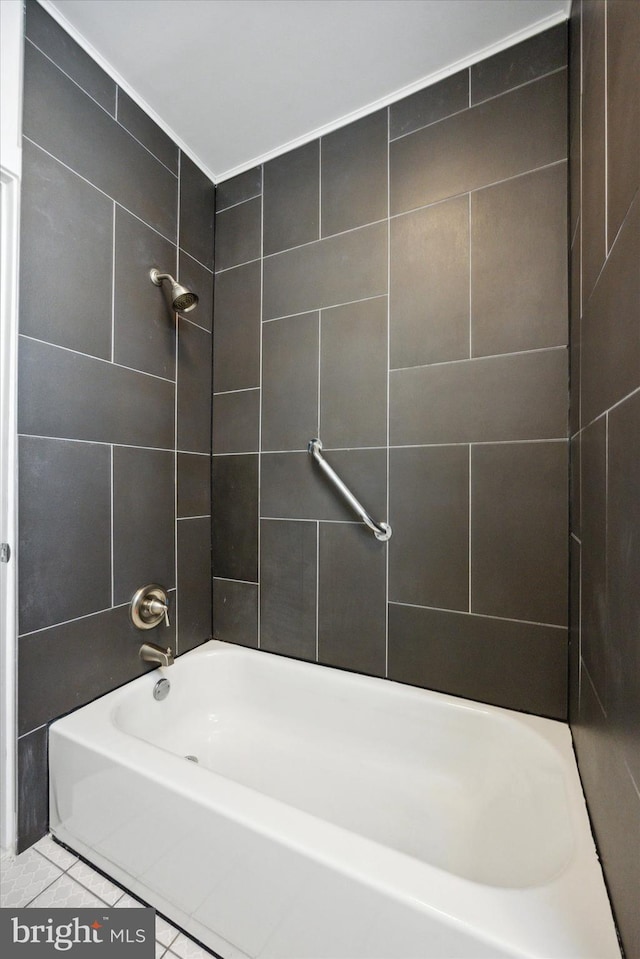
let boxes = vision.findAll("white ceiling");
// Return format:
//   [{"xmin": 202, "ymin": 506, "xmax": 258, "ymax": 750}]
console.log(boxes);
[{"xmin": 43, "ymin": 0, "xmax": 570, "ymax": 182}]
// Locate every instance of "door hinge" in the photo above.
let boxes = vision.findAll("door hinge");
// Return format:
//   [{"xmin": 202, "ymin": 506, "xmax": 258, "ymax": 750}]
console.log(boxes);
[{"xmin": 0, "ymin": 543, "xmax": 11, "ymax": 563}]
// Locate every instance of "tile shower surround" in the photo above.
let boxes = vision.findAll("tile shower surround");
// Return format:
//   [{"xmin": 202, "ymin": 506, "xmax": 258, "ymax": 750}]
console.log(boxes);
[
  {"xmin": 16, "ymin": 2, "xmax": 214, "ymax": 852},
  {"xmin": 212, "ymin": 25, "xmax": 570, "ymax": 721},
  {"xmin": 568, "ymin": 1, "xmax": 640, "ymax": 955}
]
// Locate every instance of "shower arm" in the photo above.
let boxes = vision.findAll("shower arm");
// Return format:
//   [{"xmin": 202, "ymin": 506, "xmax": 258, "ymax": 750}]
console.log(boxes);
[{"xmin": 308, "ymin": 439, "xmax": 391, "ymax": 542}]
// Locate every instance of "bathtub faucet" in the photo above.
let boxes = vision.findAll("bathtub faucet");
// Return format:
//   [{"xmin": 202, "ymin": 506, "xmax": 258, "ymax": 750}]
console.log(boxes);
[{"xmin": 139, "ymin": 642, "xmax": 174, "ymax": 667}]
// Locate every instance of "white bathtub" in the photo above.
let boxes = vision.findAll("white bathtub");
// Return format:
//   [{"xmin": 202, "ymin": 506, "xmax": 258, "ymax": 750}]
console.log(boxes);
[{"xmin": 49, "ymin": 640, "xmax": 619, "ymax": 959}]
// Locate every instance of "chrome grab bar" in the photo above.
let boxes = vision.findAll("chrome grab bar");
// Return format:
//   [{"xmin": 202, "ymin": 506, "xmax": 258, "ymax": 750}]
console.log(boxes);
[{"xmin": 308, "ymin": 439, "xmax": 392, "ymax": 542}]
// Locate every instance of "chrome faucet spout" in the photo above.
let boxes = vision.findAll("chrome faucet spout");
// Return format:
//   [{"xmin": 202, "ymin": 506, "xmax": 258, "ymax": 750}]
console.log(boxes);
[{"xmin": 140, "ymin": 642, "xmax": 174, "ymax": 667}]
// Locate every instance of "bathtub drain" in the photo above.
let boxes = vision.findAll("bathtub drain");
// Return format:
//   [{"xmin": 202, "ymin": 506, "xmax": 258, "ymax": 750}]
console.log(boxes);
[{"xmin": 185, "ymin": 755, "xmax": 199, "ymax": 763}]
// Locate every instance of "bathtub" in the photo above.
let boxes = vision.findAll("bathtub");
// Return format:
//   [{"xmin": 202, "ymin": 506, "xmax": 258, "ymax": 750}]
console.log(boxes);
[{"xmin": 49, "ymin": 640, "xmax": 619, "ymax": 959}]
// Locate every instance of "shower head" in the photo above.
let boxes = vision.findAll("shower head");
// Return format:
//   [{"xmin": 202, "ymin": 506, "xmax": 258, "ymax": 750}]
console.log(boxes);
[{"xmin": 150, "ymin": 269, "xmax": 199, "ymax": 313}]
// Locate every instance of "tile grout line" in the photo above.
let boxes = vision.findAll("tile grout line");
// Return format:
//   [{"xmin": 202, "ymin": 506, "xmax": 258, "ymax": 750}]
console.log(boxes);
[
  {"xmin": 390, "ymin": 343, "xmax": 567, "ymax": 373},
  {"xmin": 388, "ymin": 65, "xmax": 567, "ymax": 146},
  {"xmin": 391, "ymin": 158, "xmax": 568, "ymax": 222},
  {"xmin": 19, "ymin": 333, "xmax": 177, "ymax": 385},
  {"xmin": 388, "ymin": 600, "xmax": 568, "ymax": 631},
  {"xmin": 263, "ymin": 293, "xmax": 387, "ymax": 325},
  {"xmin": 25, "ymin": 38, "xmax": 180, "ymax": 180},
  {"xmin": 215, "ymin": 190, "xmax": 262, "ymax": 215},
  {"xmin": 22, "ymin": 137, "xmax": 178, "ymax": 247}
]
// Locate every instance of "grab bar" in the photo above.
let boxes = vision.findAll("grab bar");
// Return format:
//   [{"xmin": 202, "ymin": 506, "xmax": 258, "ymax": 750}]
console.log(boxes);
[{"xmin": 308, "ymin": 439, "xmax": 392, "ymax": 541}]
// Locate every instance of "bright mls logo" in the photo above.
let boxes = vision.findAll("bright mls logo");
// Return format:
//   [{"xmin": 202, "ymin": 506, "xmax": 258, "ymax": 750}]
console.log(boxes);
[{"xmin": 0, "ymin": 908, "xmax": 155, "ymax": 956}]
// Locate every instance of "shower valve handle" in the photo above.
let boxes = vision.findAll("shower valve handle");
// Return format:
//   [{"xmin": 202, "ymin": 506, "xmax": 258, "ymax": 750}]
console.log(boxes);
[{"xmin": 145, "ymin": 598, "xmax": 170, "ymax": 627}]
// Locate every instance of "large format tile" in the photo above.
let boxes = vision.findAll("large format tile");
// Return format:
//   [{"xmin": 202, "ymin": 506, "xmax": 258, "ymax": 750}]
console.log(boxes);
[
  {"xmin": 573, "ymin": 672, "xmax": 640, "ymax": 959},
  {"xmin": 390, "ymin": 194, "xmax": 469, "ymax": 368},
  {"xmin": 177, "ymin": 517, "xmax": 212, "ymax": 654},
  {"xmin": 568, "ymin": 536, "xmax": 581, "ymax": 724},
  {"xmin": 390, "ymin": 69, "xmax": 567, "ymax": 215},
  {"xmin": 606, "ymin": 389, "xmax": 640, "ymax": 787},
  {"xmin": 264, "ymin": 142, "xmax": 319, "ymax": 256},
  {"xmin": 113, "ymin": 446, "xmax": 175, "ymax": 605},
  {"xmin": 471, "ymin": 442, "xmax": 568, "ymax": 626},
  {"xmin": 262, "ymin": 312, "xmax": 319, "ymax": 451},
  {"xmin": 260, "ymin": 519, "xmax": 317, "ymax": 659},
  {"xmin": 320, "ymin": 298, "xmax": 387, "ymax": 449},
  {"xmin": 214, "ymin": 196, "xmax": 261, "ymax": 272},
  {"xmin": 17, "ymin": 727, "xmax": 48, "ymax": 854},
  {"xmin": 178, "ymin": 453, "xmax": 211, "ymax": 518},
  {"xmin": 580, "ymin": 0, "xmax": 606, "ymax": 303},
  {"xmin": 117, "ymin": 89, "xmax": 179, "ymax": 174},
  {"xmin": 114, "ymin": 206, "xmax": 177, "ymax": 380},
  {"xmin": 178, "ymin": 251, "xmax": 214, "ymax": 333},
  {"xmin": 390, "ymin": 348, "xmax": 568, "ymax": 445},
  {"xmin": 580, "ymin": 415, "xmax": 608, "ymax": 707},
  {"xmin": 179, "ymin": 154, "xmax": 215, "ymax": 270},
  {"xmin": 389, "ymin": 70, "xmax": 469, "ymax": 140},
  {"xmin": 471, "ymin": 163, "xmax": 568, "ymax": 356},
  {"xmin": 470, "ymin": 23, "xmax": 567, "ymax": 104},
  {"xmin": 261, "ymin": 449, "xmax": 387, "ymax": 524},
  {"xmin": 19, "ymin": 337, "xmax": 175, "ymax": 449},
  {"xmin": 388, "ymin": 604, "xmax": 568, "ymax": 719},
  {"xmin": 606, "ymin": 0, "xmax": 640, "ymax": 248},
  {"xmin": 25, "ymin": 4, "xmax": 116, "ymax": 114},
  {"xmin": 18, "ymin": 436, "xmax": 111, "ymax": 635},
  {"xmin": 263, "ymin": 221, "xmax": 387, "ymax": 320},
  {"xmin": 216, "ymin": 166, "xmax": 262, "ymax": 212},
  {"xmin": 23, "ymin": 42, "xmax": 177, "ymax": 242},
  {"xmin": 18, "ymin": 605, "xmax": 159, "ymax": 735},
  {"xmin": 212, "ymin": 455, "xmax": 258, "ymax": 582},
  {"xmin": 569, "ymin": 227, "xmax": 581, "ymax": 437},
  {"xmin": 213, "ymin": 578, "xmax": 258, "ymax": 648},
  {"xmin": 389, "ymin": 446, "xmax": 469, "ymax": 611},
  {"xmin": 321, "ymin": 109, "xmax": 387, "ymax": 237},
  {"xmin": 213, "ymin": 261, "xmax": 261, "ymax": 392},
  {"xmin": 212, "ymin": 389, "xmax": 260, "ymax": 454},
  {"xmin": 177, "ymin": 323, "xmax": 212, "ymax": 454},
  {"xmin": 581, "ymin": 194, "xmax": 640, "ymax": 427},
  {"xmin": 20, "ymin": 140, "xmax": 113, "ymax": 360},
  {"xmin": 318, "ymin": 523, "xmax": 386, "ymax": 676}
]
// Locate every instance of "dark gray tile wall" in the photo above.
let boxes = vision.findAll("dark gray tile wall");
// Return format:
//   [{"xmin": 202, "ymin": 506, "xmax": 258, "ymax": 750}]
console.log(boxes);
[
  {"xmin": 213, "ymin": 24, "xmax": 569, "ymax": 722},
  {"xmin": 568, "ymin": 3, "xmax": 640, "ymax": 955},
  {"xmin": 17, "ymin": 2, "xmax": 214, "ymax": 853}
]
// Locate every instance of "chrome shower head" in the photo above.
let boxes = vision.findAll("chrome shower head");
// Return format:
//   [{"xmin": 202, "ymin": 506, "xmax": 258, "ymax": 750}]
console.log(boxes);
[{"xmin": 150, "ymin": 269, "xmax": 199, "ymax": 313}]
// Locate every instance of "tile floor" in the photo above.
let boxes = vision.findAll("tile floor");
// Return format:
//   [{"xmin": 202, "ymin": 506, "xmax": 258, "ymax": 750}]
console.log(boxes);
[{"xmin": 0, "ymin": 834, "xmax": 218, "ymax": 958}]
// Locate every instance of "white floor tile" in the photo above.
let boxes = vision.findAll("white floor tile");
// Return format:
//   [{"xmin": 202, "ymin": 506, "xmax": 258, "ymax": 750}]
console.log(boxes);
[
  {"xmin": 169, "ymin": 933, "xmax": 216, "ymax": 958},
  {"xmin": 156, "ymin": 944, "xmax": 167, "ymax": 959},
  {"xmin": 115, "ymin": 891, "xmax": 146, "ymax": 908},
  {"xmin": 68, "ymin": 860, "xmax": 123, "ymax": 905},
  {"xmin": 33, "ymin": 834, "xmax": 79, "ymax": 871},
  {"xmin": 28, "ymin": 873, "xmax": 106, "ymax": 908},
  {"xmin": 0, "ymin": 848, "xmax": 63, "ymax": 908},
  {"xmin": 156, "ymin": 915, "xmax": 181, "ymax": 948}
]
